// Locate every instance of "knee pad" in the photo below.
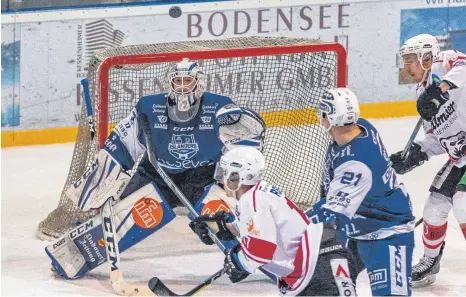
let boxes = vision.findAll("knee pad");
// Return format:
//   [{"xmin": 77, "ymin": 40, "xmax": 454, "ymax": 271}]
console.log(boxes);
[{"xmin": 423, "ymin": 192, "xmax": 452, "ymax": 225}]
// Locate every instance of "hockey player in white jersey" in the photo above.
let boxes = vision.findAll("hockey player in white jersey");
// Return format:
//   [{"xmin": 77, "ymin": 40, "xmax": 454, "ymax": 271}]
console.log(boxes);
[
  {"xmin": 310, "ymin": 88, "xmax": 415, "ymax": 296},
  {"xmin": 190, "ymin": 146, "xmax": 359, "ymax": 296},
  {"xmin": 390, "ymin": 33, "xmax": 466, "ymax": 287},
  {"xmin": 45, "ymin": 58, "xmax": 266, "ymax": 280}
]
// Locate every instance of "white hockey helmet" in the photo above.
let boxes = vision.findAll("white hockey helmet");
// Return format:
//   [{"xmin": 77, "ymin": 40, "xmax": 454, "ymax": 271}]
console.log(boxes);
[
  {"xmin": 214, "ymin": 146, "xmax": 265, "ymax": 192},
  {"xmin": 398, "ymin": 34, "xmax": 440, "ymax": 69},
  {"xmin": 318, "ymin": 88, "xmax": 360, "ymax": 128},
  {"xmin": 166, "ymin": 58, "xmax": 206, "ymax": 122}
]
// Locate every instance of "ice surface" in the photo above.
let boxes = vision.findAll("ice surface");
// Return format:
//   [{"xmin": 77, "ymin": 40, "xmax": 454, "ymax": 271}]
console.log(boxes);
[{"xmin": 2, "ymin": 117, "xmax": 466, "ymax": 296}]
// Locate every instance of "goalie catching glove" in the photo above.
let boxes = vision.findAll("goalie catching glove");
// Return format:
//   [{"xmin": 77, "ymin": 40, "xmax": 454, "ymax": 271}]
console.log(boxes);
[
  {"xmin": 216, "ymin": 104, "xmax": 266, "ymax": 152},
  {"xmin": 189, "ymin": 211, "xmax": 236, "ymax": 245}
]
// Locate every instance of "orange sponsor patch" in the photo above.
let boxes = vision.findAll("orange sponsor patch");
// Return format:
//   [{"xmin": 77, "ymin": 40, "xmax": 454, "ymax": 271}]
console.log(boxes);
[
  {"xmin": 131, "ymin": 198, "xmax": 164, "ymax": 229},
  {"xmin": 201, "ymin": 199, "xmax": 231, "ymax": 215},
  {"xmin": 247, "ymin": 219, "xmax": 254, "ymax": 232},
  {"xmin": 98, "ymin": 238, "xmax": 105, "ymax": 247}
]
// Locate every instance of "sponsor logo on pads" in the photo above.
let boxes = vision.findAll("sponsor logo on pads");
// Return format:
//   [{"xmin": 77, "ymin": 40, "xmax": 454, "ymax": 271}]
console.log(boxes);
[{"xmin": 132, "ymin": 198, "xmax": 164, "ymax": 229}]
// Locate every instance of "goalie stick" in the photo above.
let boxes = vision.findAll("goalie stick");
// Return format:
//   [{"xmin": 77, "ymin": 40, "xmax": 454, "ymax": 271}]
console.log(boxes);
[
  {"xmin": 81, "ymin": 78, "xmax": 97, "ymax": 150},
  {"xmin": 82, "ymin": 79, "xmax": 153, "ymax": 296},
  {"xmin": 101, "ymin": 199, "xmax": 154, "ymax": 296}
]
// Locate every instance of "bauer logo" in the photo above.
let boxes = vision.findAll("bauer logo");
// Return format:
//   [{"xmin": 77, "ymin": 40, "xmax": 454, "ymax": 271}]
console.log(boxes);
[
  {"xmin": 132, "ymin": 198, "xmax": 164, "ymax": 229},
  {"xmin": 76, "ymin": 19, "xmax": 125, "ymax": 78}
]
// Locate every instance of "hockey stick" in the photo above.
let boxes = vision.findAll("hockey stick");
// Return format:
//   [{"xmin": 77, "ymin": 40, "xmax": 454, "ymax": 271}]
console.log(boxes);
[
  {"xmin": 101, "ymin": 199, "xmax": 154, "ymax": 296},
  {"xmin": 400, "ymin": 118, "xmax": 423, "ymax": 159},
  {"xmin": 415, "ymin": 218, "xmax": 424, "ymax": 228},
  {"xmin": 82, "ymin": 79, "xmax": 153, "ymax": 296},
  {"xmin": 138, "ymin": 114, "xmax": 228, "ymax": 295},
  {"xmin": 402, "ymin": 69, "xmax": 431, "ymax": 228},
  {"xmin": 81, "ymin": 79, "xmax": 97, "ymax": 150},
  {"xmin": 148, "ymin": 268, "xmax": 225, "ymax": 297},
  {"xmin": 400, "ymin": 119, "xmax": 424, "ymax": 230}
]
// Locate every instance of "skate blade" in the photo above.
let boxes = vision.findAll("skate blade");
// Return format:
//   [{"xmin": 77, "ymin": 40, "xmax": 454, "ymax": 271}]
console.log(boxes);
[{"xmin": 412, "ymin": 275, "xmax": 436, "ymax": 288}]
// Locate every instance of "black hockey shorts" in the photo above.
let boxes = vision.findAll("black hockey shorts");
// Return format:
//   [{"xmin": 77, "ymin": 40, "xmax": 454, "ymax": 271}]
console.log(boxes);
[
  {"xmin": 297, "ymin": 224, "xmax": 359, "ymax": 296},
  {"xmin": 120, "ymin": 153, "xmax": 216, "ymax": 208},
  {"xmin": 429, "ymin": 160, "xmax": 466, "ymax": 198}
]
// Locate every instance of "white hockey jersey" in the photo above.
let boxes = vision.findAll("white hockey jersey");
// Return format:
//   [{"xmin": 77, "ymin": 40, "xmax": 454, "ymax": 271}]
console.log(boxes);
[
  {"xmin": 233, "ymin": 180, "xmax": 324, "ymax": 296},
  {"xmin": 416, "ymin": 50, "xmax": 466, "ymax": 167}
]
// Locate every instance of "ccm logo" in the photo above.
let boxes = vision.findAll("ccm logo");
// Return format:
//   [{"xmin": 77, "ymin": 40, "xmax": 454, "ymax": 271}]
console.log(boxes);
[
  {"xmin": 173, "ymin": 127, "xmax": 194, "ymax": 131},
  {"xmin": 103, "ymin": 217, "xmax": 119, "ymax": 272},
  {"xmin": 70, "ymin": 221, "xmax": 94, "ymax": 239}
]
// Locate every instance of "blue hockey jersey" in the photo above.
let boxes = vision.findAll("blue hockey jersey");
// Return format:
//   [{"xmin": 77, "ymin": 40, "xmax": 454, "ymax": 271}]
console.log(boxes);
[
  {"xmin": 103, "ymin": 92, "xmax": 233, "ymax": 174},
  {"xmin": 321, "ymin": 118, "xmax": 415, "ymax": 240}
]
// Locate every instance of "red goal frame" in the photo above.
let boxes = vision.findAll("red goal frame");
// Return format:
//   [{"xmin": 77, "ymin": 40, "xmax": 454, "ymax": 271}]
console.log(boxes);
[{"xmin": 98, "ymin": 43, "xmax": 347, "ymax": 148}]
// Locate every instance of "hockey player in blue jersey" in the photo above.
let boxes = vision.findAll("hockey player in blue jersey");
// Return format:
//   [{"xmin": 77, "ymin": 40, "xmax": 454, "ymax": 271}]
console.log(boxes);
[
  {"xmin": 310, "ymin": 88, "xmax": 415, "ymax": 296},
  {"xmin": 45, "ymin": 58, "xmax": 266, "ymax": 280}
]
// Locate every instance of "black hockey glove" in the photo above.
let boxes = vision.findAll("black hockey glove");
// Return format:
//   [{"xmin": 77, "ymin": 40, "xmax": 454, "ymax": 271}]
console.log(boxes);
[
  {"xmin": 417, "ymin": 83, "xmax": 450, "ymax": 121},
  {"xmin": 389, "ymin": 143, "xmax": 428, "ymax": 175},
  {"xmin": 224, "ymin": 244, "xmax": 250, "ymax": 283},
  {"xmin": 189, "ymin": 211, "xmax": 236, "ymax": 245}
]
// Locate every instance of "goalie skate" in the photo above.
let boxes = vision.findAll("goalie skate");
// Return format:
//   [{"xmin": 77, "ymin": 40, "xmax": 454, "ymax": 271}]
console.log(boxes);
[{"xmin": 412, "ymin": 242, "xmax": 445, "ymax": 288}]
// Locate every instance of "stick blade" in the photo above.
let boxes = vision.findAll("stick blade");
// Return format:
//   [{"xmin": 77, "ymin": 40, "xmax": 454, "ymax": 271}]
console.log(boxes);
[{"xmin": 148, "ymin": 277, "xmax": 178, "ymax": 296}]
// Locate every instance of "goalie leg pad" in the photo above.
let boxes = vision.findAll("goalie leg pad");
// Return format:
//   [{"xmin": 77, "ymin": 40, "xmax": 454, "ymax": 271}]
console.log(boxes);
[{"xmin": 46, "ymin": 182, "xmax": 176, "ymax": 279}]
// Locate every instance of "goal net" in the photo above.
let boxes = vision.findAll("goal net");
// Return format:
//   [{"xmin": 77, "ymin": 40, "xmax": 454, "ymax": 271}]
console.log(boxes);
[{"xmin": 37, "ymin": 36, "xmax": 346, "ymax": 240}]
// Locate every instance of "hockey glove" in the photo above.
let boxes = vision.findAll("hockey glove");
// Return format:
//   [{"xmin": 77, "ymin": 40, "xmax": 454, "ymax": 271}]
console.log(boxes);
[
  {"xmin": 389, "ymin": 143, "xmax": 428, "ymax": 174},
  {"xmin": 189, "ymin": 211, "xmax": 236, "ymax": 245},
  {"xmin": 417, "ymin": 83, "xmax": 449, "ymax": 121},
  {"xmin": 224, "ymin": 244, "xmax": 250, "ymax": 283}
]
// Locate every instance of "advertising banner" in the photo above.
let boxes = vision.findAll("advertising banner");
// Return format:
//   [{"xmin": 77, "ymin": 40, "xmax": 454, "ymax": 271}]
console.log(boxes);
[{"xmin": 1, "ymin": 0, "xmax": 465, "ymax": 137}]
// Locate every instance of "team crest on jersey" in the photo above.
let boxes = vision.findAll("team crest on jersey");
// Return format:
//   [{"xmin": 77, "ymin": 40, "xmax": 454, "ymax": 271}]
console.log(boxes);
[
  {"xmin": 168, "ymin": 134, "xmax": 199, "ymax": 160},
  {"xmin": 440, "ymin": 131, "xmax": 466, "ymax": 159},
  {"xmin": 157, "ymin": 115, "xmax": 168, "ymax": 123}
]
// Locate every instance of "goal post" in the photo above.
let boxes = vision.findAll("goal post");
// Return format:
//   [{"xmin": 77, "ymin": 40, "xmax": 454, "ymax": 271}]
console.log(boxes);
[{"xmin": 37, "ymin": 36, "xmax": 346, "ymax": 240}]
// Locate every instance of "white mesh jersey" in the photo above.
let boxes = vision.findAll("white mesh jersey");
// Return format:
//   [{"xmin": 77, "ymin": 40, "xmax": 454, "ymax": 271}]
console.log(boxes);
[
  {"xmin": 416, "ymin": 50, "xmax": 466, "ymax": 167},
  {"xmin": 233, "ymin": 180, "xmax": 323, "ymax": 296}
]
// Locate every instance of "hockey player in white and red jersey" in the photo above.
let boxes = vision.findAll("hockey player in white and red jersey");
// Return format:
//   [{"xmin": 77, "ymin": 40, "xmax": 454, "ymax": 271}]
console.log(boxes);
[
  {"xmin": 390, "ymin": 33, "xmax": 466, "ymax": 287},
  {"xmin": 190, "ymin": 146, "xmax": 359, "ymax": 296}
]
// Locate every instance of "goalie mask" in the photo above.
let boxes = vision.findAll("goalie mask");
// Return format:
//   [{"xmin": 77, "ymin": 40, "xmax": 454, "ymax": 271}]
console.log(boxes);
[
  {"xmin": 318, "ymin": 88, "xmax": 360, "ymax": 131},
  {"xmin": 398, "ymin": 34, "xmax": 440, "ymax": 70},
  {"xmin": 214, "ymin": 146, "xmax": 265, "ymax": 194},
  {"xmin": 166, "ymin": 58, "xmax": 206, "ymax": 123}
]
